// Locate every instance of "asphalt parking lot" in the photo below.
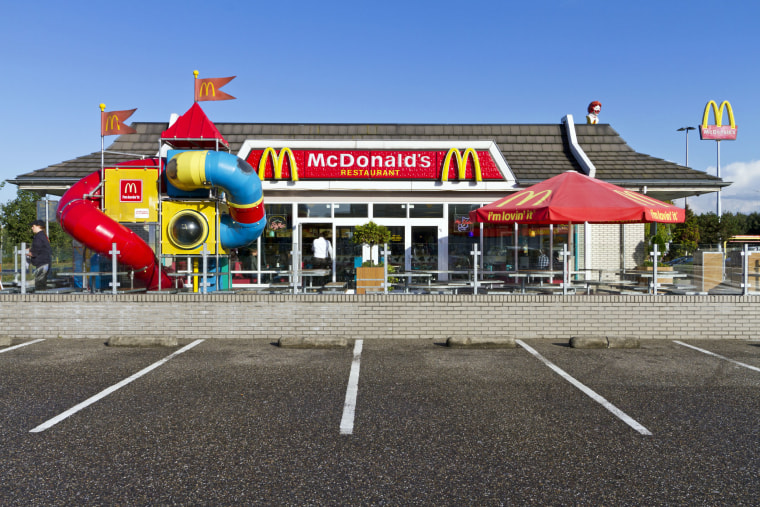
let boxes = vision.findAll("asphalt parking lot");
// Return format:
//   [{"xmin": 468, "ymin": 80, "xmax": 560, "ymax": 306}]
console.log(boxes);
[{"xmin": 0, "ymin": 338, "xmax": 758, "ymax": 505}]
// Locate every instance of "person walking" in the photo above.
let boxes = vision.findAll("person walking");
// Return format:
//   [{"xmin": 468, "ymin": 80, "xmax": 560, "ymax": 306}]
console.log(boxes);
[
  {"xmin": 27, "ymin": 220, "xmax": 53, "ymax": 291},
  {"xmin": 312, "ymin": 231, "xmax": 333, "ymax": 285},
  {"xmin": 312, "ymin": 231, "xmax": 333, "ymax": 269}
]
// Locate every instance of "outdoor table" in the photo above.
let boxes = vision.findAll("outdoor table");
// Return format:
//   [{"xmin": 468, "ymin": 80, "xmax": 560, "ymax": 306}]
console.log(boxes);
[
  {"xmin": 57, "ymin": 271, "xmax": 131, "ymax": 291},
  {"xmin": 472, "ymin": 280, "xmax": 505, "ymax": 291},
  {"xmin": 571, "ymin": 269, "xmax": 605, "ymax": 282},
  {"xmin": 417, "ymin": 270, "xmax": 471, "ymax": 282},
  {"xmin": 262, "ymin": 269, "xmax": 330, "ymax": 293},
  {"xmin": 299, "ymin": 269, "xmax": 331, "ymax": 291},
  {"xmin": 322, "ymin": 281, "xmax": 347, "ymax": 294},
  {"xmin": 416, "ymin": 282, "xmax": 467, "ymax": 294},
  {"xmin": 503, "ymin": 272, "xmax": 529, "ymax": 293},
  {"xmin": 635, "ymin": 272, "xmax": 688, "ymax": 294},
  {"xmin": 525, "ymin": 271, "xmax": 563, "ymax": 286},
  {"xmin": 397, "ymin": 272, "xmax": 433, "ymax": 292}
]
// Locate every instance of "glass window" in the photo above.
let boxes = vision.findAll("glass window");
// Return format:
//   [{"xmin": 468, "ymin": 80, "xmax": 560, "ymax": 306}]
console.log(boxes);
[
  {"xmin": 552, "ymin": 224, "xmax": 570, "ymax": 270},
  {"xmin": 335, "ymin": 226, "xmax": 362, "ymax": 288},
  {"xmin": 333, "ymin": 203, "xmax": 368, "ymax": 218},
  {"xmin": 409, "ymin": 203, "xmax": 443, "ymax": 218},
  {"xmin": 373, "ymin": 203, "xmax": 407, "ymax": 218},
  {"xmin": 262, "ymin": 204, "xmax": 293, "ymax": 281},
  {"xmin": 298, "ymin": 203, "xmax": 332, "ymax": 218},
  {"xmin": 483, "ymin": 223, "xmax": 515, "ymax": 271},
  {"xmin": 386, "ymin": 226, "xmax": 405, "ymax": 271},
  {"xmin": 448, "ymin": 204, "xmax": 480, "ymax": 270}
]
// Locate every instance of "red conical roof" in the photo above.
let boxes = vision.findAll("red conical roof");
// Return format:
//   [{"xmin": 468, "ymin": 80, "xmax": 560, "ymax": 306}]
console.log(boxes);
[{"xmin": 161, "ymin": 102, "xmax": 229, "ymax": 149}]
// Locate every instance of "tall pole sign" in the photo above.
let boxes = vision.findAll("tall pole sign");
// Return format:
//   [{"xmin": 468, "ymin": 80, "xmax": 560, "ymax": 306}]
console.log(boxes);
[{"xmin": 699, "ymin": 100, "xmax": 737, "ymax": 217}]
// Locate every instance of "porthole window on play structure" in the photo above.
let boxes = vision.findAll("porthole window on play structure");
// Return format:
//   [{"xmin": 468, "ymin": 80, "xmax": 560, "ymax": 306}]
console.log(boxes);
[{"xmin": 167, "ymin": 209, "xmax": 209, "ymax": 250}]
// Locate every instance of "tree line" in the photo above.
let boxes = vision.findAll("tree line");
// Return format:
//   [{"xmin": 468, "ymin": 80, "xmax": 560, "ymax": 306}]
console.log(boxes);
[{"xmin": 658, "ymin": 206, "xmax": 760, "ymax": 259}]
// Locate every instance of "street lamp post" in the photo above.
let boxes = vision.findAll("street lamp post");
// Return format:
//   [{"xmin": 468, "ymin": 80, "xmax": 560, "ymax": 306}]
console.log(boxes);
[
  {"xmin": 677, "ymin": 127, "xmax": 695, "ymax": 208},
  {"xmin": 677, "ymin": 126, "xmax": 695, "ymax": 167}
]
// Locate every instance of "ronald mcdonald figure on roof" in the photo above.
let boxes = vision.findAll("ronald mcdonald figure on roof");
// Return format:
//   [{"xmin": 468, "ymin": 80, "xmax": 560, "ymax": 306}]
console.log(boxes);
[{"xmin": 586, "ymin": 101, "xmax": 602, "ymax": 124}]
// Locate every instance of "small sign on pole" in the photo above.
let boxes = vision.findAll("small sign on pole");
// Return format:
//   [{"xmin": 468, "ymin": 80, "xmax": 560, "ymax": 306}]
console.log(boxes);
[{"xmin": 36, "ymin": 200, "xmax": 58, "ymax": 223}]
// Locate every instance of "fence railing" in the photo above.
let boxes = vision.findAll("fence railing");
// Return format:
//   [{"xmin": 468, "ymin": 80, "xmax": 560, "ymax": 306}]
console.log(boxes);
[{"xmin": 3, "ymin": 242, "xmax": 758, "ymax": 296}]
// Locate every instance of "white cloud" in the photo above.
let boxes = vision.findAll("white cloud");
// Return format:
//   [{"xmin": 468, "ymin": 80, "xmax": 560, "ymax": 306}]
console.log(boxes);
[{"xmin": 677, "ymin": 160, "xmax": 760, "ymax": 215}]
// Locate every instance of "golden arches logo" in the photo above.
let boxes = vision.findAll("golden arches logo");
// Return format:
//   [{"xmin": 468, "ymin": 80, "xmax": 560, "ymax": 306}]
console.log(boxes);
[
  {"xmin": 123, "ymin": 182, "xmax": 138, "ymax": 194},
  {"xmin": 495, "ymin": 189, "xmax": 552, "ymax": 207},
  {"xmin": 198, "ymin": 81, "xmax": 216, "ymax": 98},
  {"xmin": 700, "ymin": 100, "xmax": 737, "ymax": 140},
  {"xmin": 702, "ymin": 100, "xmax": 735, "ymax": 129},
  {"xmin": 441, "ymin": 148, "xmax": 482, "ymax": 182},
  {"xmin": 258, "ymin": 147, "xmax": 299, "ymax": 181},
  {"xmin": 105, "ymin": 114, "xmax": 122, "ymax": 132},
  {"xmin": 613, "ymin": 190, "xmax": 668, "ymax": 207}
]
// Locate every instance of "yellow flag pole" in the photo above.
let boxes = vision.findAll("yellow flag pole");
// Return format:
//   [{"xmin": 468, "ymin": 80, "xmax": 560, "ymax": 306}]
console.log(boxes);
[{"xmin": 193, "ymin": 70, "xmax": 199, "ymax": 103}]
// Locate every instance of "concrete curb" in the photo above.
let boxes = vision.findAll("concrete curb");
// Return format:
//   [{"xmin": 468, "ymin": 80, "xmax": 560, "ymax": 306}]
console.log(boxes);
[
  {"xmin": 446, "ymin": 336, "xmax": 517, "ymax": 348},
  {"xmin": 107, "ymin": 336, "xmax": 179, "ymax": 347},
  {"xmin": 277, "ymin": 337, "xmax": 350, "ymax": 349},
  {"xmin": 569, "ymin": 335, "xmax": 640, "ymax": 349},
  {"xmin": 0, "ymin": 336, "xmax": 12, "ymax": 347},
  {"xmin": 607, "ymin": 336, "xmax": 640, "ymax": 349}
]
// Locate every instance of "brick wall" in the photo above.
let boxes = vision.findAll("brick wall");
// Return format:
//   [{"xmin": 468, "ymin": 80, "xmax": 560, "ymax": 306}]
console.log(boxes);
[
  {"xmin": 2, "ymin": 293, "xmax": 758, "ymax": 341},
  {"xmin": 586, "ymin": 223, "xmax": 647, "ymax": 273}
]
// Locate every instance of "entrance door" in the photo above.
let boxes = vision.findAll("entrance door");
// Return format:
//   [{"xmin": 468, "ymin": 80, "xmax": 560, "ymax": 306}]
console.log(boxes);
[
  {"xmin": 301, "ymin": 222, "xmax": 333, "ymax": 269},
  {"xmin": 411, "ymin": 226, "xmax": 438, "ymax": 271}
]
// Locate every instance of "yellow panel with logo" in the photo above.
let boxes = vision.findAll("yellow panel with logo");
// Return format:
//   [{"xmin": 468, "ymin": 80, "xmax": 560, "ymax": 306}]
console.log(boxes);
[
  {"xmin": 103, "ymin": 168, "xmax": 159, "ymax": 222},
  {"xmin": 161, "ymin": 200, "xmax": 226, "ymax": 255}
]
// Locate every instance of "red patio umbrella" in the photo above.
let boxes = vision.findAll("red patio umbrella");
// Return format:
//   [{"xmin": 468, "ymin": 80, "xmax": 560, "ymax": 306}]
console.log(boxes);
[{"xmin": 469, "ymin": 171, "xmax": 685, "ymax": 225}]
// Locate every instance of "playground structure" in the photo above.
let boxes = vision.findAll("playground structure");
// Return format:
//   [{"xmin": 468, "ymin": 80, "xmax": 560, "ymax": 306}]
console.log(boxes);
[{"xmin": 55, "ymin": 103, "xmax": 266, "ymax": 292}]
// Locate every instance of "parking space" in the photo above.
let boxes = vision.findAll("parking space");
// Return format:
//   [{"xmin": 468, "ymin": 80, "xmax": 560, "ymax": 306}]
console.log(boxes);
[{"xmin": 0, "ymin": 338, "xmax": 758, "ymax": 504}]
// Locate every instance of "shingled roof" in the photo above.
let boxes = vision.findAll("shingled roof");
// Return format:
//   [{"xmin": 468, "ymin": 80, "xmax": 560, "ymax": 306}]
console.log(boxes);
[{"xmin": 10, "ymin": 121, "xmax": 726, "ymax": 200}]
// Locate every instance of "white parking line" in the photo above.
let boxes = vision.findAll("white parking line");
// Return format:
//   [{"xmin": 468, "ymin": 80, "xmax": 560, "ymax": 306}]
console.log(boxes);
[
  {"xmin": 516, "ymin": 340, "xmax": 652, "ymax": 436},
  {"xmin": 0, "ymin": 339, "xmax": 45, "ymax": 353},
  {"xmin": 29, "ymin": 339, "xmax": 205, "ymax": 433},
  {"xmin": 674, "ymin": 341, "xmax": 760, "ymax": 373},
  {"xmin": 340, "ymin": 339, "xmax": 363, "ymax": 435}
]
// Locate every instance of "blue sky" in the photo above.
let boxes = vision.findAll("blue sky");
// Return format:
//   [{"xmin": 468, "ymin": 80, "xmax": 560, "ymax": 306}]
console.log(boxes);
[{"xmin": 1, "ymin": 0, "xmax": 758, "ymax": 214}]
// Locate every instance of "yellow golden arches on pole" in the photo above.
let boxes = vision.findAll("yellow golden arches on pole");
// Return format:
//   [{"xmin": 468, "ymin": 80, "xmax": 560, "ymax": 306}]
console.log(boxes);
[
  {"xmin": 441, "ymin": 148, "xmax": 482, "ymax": 182},
  {"xmin": 701, "ymin": 100, "xmax": 735, "ymax": 129},
  {"xmin": 257, "ymin": 147, "xmax": 299, "ymax": 181}
]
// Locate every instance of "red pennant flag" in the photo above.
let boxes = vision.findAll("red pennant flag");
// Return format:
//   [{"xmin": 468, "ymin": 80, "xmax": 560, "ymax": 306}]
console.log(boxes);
[
  {"xmin": 195, "ymin": 76, "xmax": 236, "ymax": 102},
  {"xmin": 101, "ymin": 108, "xmax": 137, "ymax": 136}
]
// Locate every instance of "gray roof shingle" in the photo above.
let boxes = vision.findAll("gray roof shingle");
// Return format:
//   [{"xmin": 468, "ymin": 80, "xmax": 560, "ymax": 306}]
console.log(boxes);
[{"xmin": 12, "ymin": 122, "xmax": 724, "ymax": 199}]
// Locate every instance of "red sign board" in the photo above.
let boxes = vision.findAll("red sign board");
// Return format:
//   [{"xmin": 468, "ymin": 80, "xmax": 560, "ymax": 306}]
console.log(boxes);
[
  {"xmin": 120, "ymin": 179, "xmax": 143, "ymax": 202},
  {"xmin": 699, "ymin": 125, "xmax": 737, "ymax": 141},
  {"xmin": 246, "ymin": 149, "xmax": 503, "ymax": 181}
]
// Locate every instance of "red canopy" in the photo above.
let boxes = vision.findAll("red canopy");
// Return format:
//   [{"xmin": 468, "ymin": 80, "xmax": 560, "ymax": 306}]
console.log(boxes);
[{"xmin": 470, "ymin": 171, "xmax": 685, "ymax": 225}]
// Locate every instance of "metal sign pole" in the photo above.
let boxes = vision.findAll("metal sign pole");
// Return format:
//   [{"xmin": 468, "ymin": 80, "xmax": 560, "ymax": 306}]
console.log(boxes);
[
  {"xmin": 562, "ymin": 243, "xmax": 570, "ymax": 296},
  {"xmin": 20, "ymin": 242, "xmax": 26, "ymax": 294},
  {"xmin": 742, "ymin": 243, "xmax": 749, "ymax": 296},
  {"xmin": 382, "ymin": 243, "xmax": 389, "ymax": 294},
  {"xmin": 470, "ymin": 243, "xmax": 480, "ymax": 294},
  {"xmin": 109, "ymin": 242, "xmax": 120, "ymax": 294},
  {"xmin": 650, "ymin": 244, "xmax": 660, "ymax": 295},
  {"xmin": 202, "ymin": 244, "xmax": 209, "ymax": 294}
]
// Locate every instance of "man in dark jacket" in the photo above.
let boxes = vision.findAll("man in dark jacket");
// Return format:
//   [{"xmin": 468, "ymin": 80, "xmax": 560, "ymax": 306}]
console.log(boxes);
[{"xmin": 27, "ymin": 220, "xmax": 52, "ymax": 291}]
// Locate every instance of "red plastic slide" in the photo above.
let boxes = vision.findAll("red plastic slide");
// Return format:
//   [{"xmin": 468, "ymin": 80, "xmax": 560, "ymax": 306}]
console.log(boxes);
[{"xmin": 56, "ymin": 164, "xmax": 173, "ymax": 290}]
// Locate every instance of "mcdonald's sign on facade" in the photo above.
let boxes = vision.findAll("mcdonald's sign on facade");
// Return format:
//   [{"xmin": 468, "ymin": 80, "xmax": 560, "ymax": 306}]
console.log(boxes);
[
  {"xmin": 699, "ymin": 100, "xmax": 737, "ymax": 140},
  {"xmin": 238, "ymin": 141, "xmax": 514, "ymax": 184},
  {"xmin": 120, "ymin": 179, "xmax": 143, "ymax": 202}
]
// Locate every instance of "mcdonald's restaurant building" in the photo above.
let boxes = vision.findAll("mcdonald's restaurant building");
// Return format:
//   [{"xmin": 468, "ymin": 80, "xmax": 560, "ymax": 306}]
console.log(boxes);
[{"xmin": 11, "ymin": 114, "xmax": 727, "ymax": 289}]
